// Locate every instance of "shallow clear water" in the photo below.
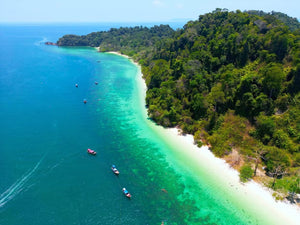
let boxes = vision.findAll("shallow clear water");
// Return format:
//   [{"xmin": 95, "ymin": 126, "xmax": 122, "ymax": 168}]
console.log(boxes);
[{"xmin": 0, "ymin": 24, "xmax": 278, "ymax": 225}]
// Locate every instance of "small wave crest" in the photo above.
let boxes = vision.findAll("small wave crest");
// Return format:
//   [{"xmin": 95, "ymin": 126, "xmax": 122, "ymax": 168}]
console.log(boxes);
[{"xmin": 34, "ymin": 37, "xmax": 48, "ymax": 46}]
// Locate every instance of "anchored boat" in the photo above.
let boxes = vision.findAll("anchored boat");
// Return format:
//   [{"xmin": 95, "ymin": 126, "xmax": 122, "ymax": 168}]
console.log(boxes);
[
  {"xmin": 111, "ymin": 165, "xmax": 119, "ymax": 175},
  {"xmin": 87, "ymin": 148, "xmax": 96, "ymax": 155},
  {"xmin": 122, "ymin": 188, "xmax": 131, "ymax": 198}
]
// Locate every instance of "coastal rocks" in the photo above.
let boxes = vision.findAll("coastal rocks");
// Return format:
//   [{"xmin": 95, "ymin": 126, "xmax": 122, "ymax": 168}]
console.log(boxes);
[{"xmin": 45, "ymin": 41, "xmax": 57, "ymax": 46}]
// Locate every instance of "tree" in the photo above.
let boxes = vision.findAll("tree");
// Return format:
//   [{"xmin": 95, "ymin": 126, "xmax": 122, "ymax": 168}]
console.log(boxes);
[
  {"xmin": 262, "ymin": 63, "xmax": 285, "ymax": 99},
  {"xmin": 271, "ymin": 129, "xmax": 291, "ymax": 150},
  {"xmin": 252, "ymin": 144, "xmax": 267, "ymax": 177},
  {"xmin": 288, "ymin": 65, "xmax": 300, "ymax": 94},
  {"xmin": 269, "ymin": 165, "xmax": 288, "ymax": 188},
  {"xmin": 237, "ymin": 92, "xmax": 256, "ymax": 118},
  {"xmin": 191, "ymin": 93, "xmax": 207, "ymax": 119},
  {"xmin": 56, "ymin": 10, "xmax": 300, "ymax": 195},
  {"xmin": 240, "ymin": 164, "xmax": 254, "ymax": 182},
  {"xmin": 275, "ymin": 93, "xmax": 290, "ymax": 112},
  {"xmin": 255, "ymin": 114, "xmax": 276, "ymax": 144},
  {"xmin": 148, "ymin": 59, "xmax": 170, "ymax": 88},
  {"xmin": 207, "ymin": 83, "xmax": 225, "ymax": 113},
  {"xmin": 265, "ymin": 147, "xmax": 291, "ymax": 188},
  {"xmin": 270, "ymin": 31, "xmax": 289, "ymax": 61}
]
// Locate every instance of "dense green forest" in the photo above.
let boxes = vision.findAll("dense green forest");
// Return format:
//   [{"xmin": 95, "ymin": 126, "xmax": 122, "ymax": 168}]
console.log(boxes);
[{"xmin": 57, "ymin": 9, "xmax": 300, "ymax": 200}]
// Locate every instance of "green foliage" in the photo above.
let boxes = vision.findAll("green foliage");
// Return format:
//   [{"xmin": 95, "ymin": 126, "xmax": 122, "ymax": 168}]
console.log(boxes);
[
  {"xmin": 265, "ymin": 146, "xmax": 291, "ymax": 173},
  {"xmin": 294, "ymin": 154, "xmax": 300, "ymax": 167},
  {"xmin": 288, "ymin": 65, "xmax": 300, "ymax": 94},
  {"xmin": 271, "ymin": 130, "xmax": 292, "ymax": 151},
  {"xmin": 275, "ymin": 93, "xmax": 290, "ymax": 112},
  {"xmin": 255, "ymin": 114, "xmax": 276, "ymax": 144},
  {"xmin": 246, "ymin": 10, "xmax": 300, "ymax": 31},
  {"xmin": 57, "ymin": 9, "xmax": 300, "ymax": 193},
  {"xmin": 207, "ymin": 83, "xmax": 225, "ymax": 113},
  {"xmin": 272, "ymin": 176, "xmax": 300, "ymax": 195},
  {"xmin": 262, "ymin": 63, "xmax": 285, "ymax": 99},
  {"xmin": 191, "ymin": 93, "xmax": 207, "ymax": 119},
  {"xmin": 208, "ymin": 111, "xmax": 249, "ymax": 157},
  {"xmin": 240, "ymin": 164, "xmax": 254, "ymax": 182},
  {"xmin": 57, "ymin": 25, "xmax": 175, "ymax": 60}
]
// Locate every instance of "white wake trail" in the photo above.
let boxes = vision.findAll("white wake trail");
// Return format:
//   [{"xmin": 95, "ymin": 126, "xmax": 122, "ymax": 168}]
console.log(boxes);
[
  {"xmin": 0, "ymin": 156, "xmax": 44, "ymax": 207},
  {"xmin": 34, "ymin": 37, "xmax": 48, "ymax": 46}
]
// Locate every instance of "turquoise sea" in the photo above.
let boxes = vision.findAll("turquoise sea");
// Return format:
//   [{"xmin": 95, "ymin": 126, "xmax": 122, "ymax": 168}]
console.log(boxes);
[{"xmin": 0, "ymin": 23, "xmax": 293, "ymax": 225}]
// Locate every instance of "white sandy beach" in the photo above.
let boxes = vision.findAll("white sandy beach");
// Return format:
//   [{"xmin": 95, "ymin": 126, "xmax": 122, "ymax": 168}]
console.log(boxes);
[
  {"xmin": 107, "ymin": 51, "xmax": 136, "ymax": 64},
  {"xmin": 158, "ymin": 128, "xmax": 300, "ymax": 225},
  {"xmin": 109, "ymin": 50, "xmax": 300, "ymax": 225}
]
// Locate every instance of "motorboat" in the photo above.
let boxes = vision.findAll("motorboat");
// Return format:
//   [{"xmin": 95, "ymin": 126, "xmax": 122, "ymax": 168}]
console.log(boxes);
[
  {"xmin": 122, "ymin": 188, "xmax": 131, "ymax": 198},
  {"xmin": 87, "ymin": 148, "xmax": 96, "ymax": 155},
  {"xmin": 111, "ymin": 165, "xmax": 119, "ymax": 175}
]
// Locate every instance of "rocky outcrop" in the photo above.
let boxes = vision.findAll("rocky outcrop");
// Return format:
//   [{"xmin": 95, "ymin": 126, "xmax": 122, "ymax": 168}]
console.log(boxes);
[{"xmin": 45, "ymin": 42, "xmax": 57, "ymax": 46}]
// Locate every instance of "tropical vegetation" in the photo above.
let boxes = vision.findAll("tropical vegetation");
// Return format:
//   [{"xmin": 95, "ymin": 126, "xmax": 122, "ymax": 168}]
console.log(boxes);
[{"xmin": 57, "ymin": 9, "xmax": 300, "ymax": 200}]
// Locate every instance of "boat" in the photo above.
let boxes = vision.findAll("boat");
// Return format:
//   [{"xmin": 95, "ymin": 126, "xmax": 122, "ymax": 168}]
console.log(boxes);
[
  {"xmin": 87, "ymin": 148, "xmax": 96, "ymax": 155},
  {"xmin": 111, "ymin": 165, "xmax": 119, "ymax": 175},
  {"xmin": 122, "ymin": 188, "xmax": 131, "ymax": 198}
]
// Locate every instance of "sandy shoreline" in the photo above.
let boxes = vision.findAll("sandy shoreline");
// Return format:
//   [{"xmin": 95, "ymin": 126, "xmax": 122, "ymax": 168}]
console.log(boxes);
[
  {"xmin": 157, "ymin": 128, "xmax": 300, "ymax": 225},
  {"xmin": 106, "ymin": 51, "xmax": 138, "ymax": 65},
  {"xmin": 106, "ymin": 50, "xmax": 300, "ymax": 224}
]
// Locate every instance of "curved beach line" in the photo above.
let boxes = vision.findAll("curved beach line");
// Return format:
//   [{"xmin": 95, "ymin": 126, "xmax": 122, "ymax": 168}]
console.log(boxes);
[
  {"xmin": 109, "ymin": 51, "xmax": 300, "ymax": 224},
  {"xmin": 136, "ymin": 58, "xmax": 300, "ymax": 224},
  {"xmin": 155, "ymin": 128, "xmax": 300, "ymax": 225}
]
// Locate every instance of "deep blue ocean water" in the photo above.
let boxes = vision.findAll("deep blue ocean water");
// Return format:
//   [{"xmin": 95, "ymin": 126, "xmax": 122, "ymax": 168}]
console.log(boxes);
[{"xmin": 0, "ymin": 23, "xmax": 287, "ymax": 225}]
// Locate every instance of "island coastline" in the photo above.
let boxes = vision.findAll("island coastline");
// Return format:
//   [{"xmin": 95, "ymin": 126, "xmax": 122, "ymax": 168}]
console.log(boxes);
[{"xmin": 106, "ymin": 50, "xmax": 300, "ymax": 224}]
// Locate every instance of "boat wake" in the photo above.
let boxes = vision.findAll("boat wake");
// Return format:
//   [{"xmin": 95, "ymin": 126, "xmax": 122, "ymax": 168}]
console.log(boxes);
[
  {"xmin": 34, "ymin": 37, "xmax": 48, "ymax": 46},
  {"xmin": 0, "ymin": 156, "xmax": 44, "ymax": 208}
]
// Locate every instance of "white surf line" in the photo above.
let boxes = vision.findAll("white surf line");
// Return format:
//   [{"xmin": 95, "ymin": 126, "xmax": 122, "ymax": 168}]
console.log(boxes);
[
  {"xmin": 0, "ymin": 156, "xmax": 44, "ymax": 207},
  {"xmin": 34, "ymin": 37, "xmax": 48, "ymax": 46}
]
